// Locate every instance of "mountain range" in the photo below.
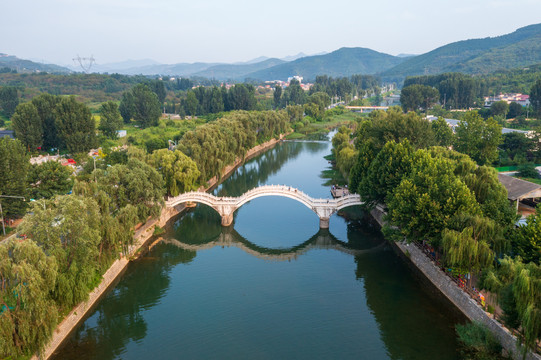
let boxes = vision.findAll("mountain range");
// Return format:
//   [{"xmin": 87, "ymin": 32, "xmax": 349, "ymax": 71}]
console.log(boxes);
[{"xmin": 2, "ymin": 23, "xmax": 541, "ymax": 82}]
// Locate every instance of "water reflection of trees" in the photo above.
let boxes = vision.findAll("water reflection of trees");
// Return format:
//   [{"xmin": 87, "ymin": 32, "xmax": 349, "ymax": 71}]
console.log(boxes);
[
  {"xmin": 52, "ymin": 244, "xmax": 196, "ymax": 360},
  {"xmin": 355, "ymin": 244, "xmax": 464, "ymax": 360},
  {"xmin": 215, "ymin": 142, "xmax": 326, "ymax": 197}
]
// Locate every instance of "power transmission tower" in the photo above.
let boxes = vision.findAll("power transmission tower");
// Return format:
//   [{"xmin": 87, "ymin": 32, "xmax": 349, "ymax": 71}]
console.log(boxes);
[{"xmin": 72, "ymin": 55, "xmax": 95, "ymax": 73}]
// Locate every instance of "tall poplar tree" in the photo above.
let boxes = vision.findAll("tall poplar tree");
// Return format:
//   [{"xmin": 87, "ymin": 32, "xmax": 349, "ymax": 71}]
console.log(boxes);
[{"xmin": 11, "ymin": 102, "xmax": 43, "ymax": 151}]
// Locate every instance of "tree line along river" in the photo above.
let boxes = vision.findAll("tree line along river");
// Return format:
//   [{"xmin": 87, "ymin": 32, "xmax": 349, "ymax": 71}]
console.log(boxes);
[{"xmin": 53, "ymin": 136, "xmax": 465, "ymax": 360}]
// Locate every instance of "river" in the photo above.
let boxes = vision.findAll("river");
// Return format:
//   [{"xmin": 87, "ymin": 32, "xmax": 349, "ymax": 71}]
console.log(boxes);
[{"xmin": 53, "ymin": 137, "xmax": 463, "ymax": 360}]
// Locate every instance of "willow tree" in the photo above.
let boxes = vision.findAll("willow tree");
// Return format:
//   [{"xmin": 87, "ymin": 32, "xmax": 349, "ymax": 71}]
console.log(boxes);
[
  {"xmin": 485, "ymin": 257, "xmax": 541, "ymax": 357},
  {"xmin": 19, "ymin": 195, "xmax": 101, "ymax": 308},
  {"xmin": 0, "ymin": 239, "xmax": 58, "ymax": 358},
  {"xmin": 150, "ymin": 149, "xmax": 200, "ymax": 196},
  {"xmin": 441, "ymin": 226, "xmax": 494, "ymax": 286}
]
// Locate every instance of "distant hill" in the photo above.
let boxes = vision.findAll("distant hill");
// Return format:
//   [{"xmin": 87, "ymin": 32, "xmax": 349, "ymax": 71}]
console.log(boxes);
[
  {"xmin": 0, "ymin": 54, "xmax": 71, "ymax": 74},
  {"xmin": 382, "ymin": 23, "xmax": 541, "ymax": 79},
  {"xmin": 193, "ymin": 58, "xmax": 287, "ymax": 80},
  {"xmin": 244, "ymin": 47, "xmax": 405, "ymax": 81}
]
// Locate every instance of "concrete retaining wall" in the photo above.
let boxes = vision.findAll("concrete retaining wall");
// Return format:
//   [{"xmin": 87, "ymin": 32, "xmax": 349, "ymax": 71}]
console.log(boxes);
[{"xmin": 370, "ymin": 206, "xmax": 540, "ymax": 360}]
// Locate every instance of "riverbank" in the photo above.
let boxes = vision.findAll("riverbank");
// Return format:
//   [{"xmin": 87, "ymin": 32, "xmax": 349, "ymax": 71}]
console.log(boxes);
[
  {"xmin": 369, "ymin": 205, "xmax": 541, "ymax": 360},
  {"xmin": 37, "ymin": 135, "xmax": 286, "ymax": 360}
]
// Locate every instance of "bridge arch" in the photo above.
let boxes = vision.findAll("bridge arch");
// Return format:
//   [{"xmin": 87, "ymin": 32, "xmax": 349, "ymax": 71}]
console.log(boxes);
[{"xmin": 165, "ymin": 185, "xmax": 363, "ymax": 229}]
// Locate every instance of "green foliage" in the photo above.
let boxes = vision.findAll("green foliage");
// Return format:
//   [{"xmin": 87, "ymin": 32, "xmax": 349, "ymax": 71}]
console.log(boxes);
[
  {"xmin": 150, "ymin": 149, "xmax": 200, "ymax": 196},
  {"xmin": 11, "ymin": 102, "xmax": 42, "ymax": 151},
  {"xmin": 31, "ymin": 93, "xmax": 61, "ymax": 150},
  {"xmin": 0, "ymin": 86, "xmax": 18, "ymax": 118},
  {"xmin": 0, "ymin": 137, "xmax": 29, "ymax": 217},
  {"xmin": 512, "ymin": 205, "xmax": 541, "ymax": 264},
  {"xmin": 431, "ymin": 116, "xmax": 454, "ymax": 147},
  {"xmin": 119, "ymin": 91, "xmax": 135, "ymax": 123},
  {"xmin": 98, "ymin": 101, "xmax": 123, "ymax": 139},
  {"xmin": 359, "ymin": 140, "xmax": 414, "ymax": 206},
  {"xmin": 517, "ymin": 163, "xmax": 539, "ymax": 179},
  {"xmin": 400, "ymin": 84, "xmax": 439, "ymax": 112},
  {"xmin": 387, "ymin": 149, "xmax": 481, "ymax": 241},
  {"xmin": 456, "ymin": 322, "xmax": 505, "ymax": 360},
  {"xmin": 131, "ymin": 84, "xmax": 161, "ymax": 128},
  {"xmin": 304, "ymin": 92, "xmax": 330, "ymax": 121},
  {"xmin": 284, "ymin": 79, "xmax": 305, "ymax": 105},
  {"xmin": 486, "ymin": 256, "xmax": 541, "ymax": 356},
  {"xmin": 501, "ymin": 132, "xmax": 536, "ymax": 162},
  {"xmin": 93, "ymin": 158, "xmax": 165, "ymax": 222},
  {"xmin": 273, "ymin": 85, "xmax": 282, "ymax": 108},
  {"xmin": 179, "ymin": 111, "xmax": 289, "ymax": 182},
  {"xmin": 441, "ymin": 226, "xmax": 494, "ymax": 274},
  {"xmin": 354, "ymin": 107, "xmax": 436, "ymax": 151},
  {"xmin": 20, "ymin": 195, "xmax": 101, "ymax": 308},
  {"xmin": 28, "ymin": 161, "xmax": 74, "ymax": 199},
  {"xmin": 531, "ymin": 79, "xmax": 541, "ymax": 117},
  {"xmin": 454, "ymin": 111, "xmax": 502, "ymax": 165},
  {"xmin": 507, "ymin": 102, "xmax": 524, "ymax": 119},
  {"xmin": 404, "ymin": 73, "xmax": 481, "ymax": 109},
  {"xmin": 491, "ymin": 101, "xmax": 509, "ymax": 117},
  {"xmin": 54, "ymin": 96, "xmax": 97, "ymax": 154},
  {"xmin": 0, "ymin": 239, "xmax": 58, "ymax": 358}
]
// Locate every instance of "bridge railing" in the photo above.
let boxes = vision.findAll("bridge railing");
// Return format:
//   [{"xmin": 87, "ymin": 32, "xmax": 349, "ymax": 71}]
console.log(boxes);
[{"xmin": 166, "ymin": 184, "xmax": 362, "ymax": 209}]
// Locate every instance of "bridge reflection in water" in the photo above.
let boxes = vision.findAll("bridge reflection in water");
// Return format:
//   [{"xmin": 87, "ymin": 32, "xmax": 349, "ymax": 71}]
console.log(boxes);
[{"xmin": 160, "ymin": 226, "xmax": 385, "ymax": 262}]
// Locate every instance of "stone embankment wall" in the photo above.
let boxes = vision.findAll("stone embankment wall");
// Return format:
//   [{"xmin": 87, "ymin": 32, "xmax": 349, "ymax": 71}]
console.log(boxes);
[
  {"xmin": 369, "ymin": 205, "xmax": 541, "ymax": 360},
  {"xmin": 38, "ymin": 136, "xmax": 284, "ymax": 360}
]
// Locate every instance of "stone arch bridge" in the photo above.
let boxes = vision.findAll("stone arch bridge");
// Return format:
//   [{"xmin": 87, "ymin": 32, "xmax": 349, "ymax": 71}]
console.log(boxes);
[{"xmin": 166, "ymin": 185, "xmax": 364, "ymax": 229}]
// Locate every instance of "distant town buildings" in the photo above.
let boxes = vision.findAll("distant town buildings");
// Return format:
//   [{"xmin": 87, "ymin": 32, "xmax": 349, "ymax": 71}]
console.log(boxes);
[{"xmin": 484, "ymin": 93, "xmax": 530, "ymax": 108}]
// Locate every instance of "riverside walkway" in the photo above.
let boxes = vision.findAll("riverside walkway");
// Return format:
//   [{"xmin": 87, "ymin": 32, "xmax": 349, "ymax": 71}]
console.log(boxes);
[{"xmin": 166, "ymin": 185, "xmax": 363, "ymax": 228}]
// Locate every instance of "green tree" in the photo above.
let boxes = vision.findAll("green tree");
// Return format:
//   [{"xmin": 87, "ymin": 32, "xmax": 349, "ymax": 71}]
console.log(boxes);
[
  {"xmin": 150, "ymin": 149, "xmax": 200, "ymax": 196},
  {"xmin": 359, "ymin": 140, "xmax": 414, "ymax": 205},
  {"xmin": 0, "ymin": 86, "xmax": 19, "ymax": 118},
  {"xmin": 441, "ymin": 226, "xmax": 494, "ymax": 282},
  {"xmin": 513, "ymin": 206, "xmax": 541, "ymax": 264},
  {"xmin": 517, "ymin": 163, "xmax": 539, "ymax": 179},
  {"xmin": 274, "ymin": 85, "xmax": 282, "ymax": 108},
  {"xmin": 490, "ymin": 100, "xmax": 509, "ymax": 117},
  {"xmin": 454, "ymin": 111, "xmax": 502, "ymax": 165},
  {"xmin": 131, "ymin": 84, "xmax": 161, "ymax": 128},
  {"xmin": 431, "ymin": 117, "xmax": 454, "ymax": 147},
  {"xmin": 501, "ymin": 132, "xmax": 536, "ymax": 161},
  {"xmin": 28, "ymin": 161, "xmax": 74, "ymax": 199},
  {"xmin": 400, "ymin": 84, "xmax": 423, "ymax": 112},
  {"xmin": 184, "ymin": 90, "xmax": 198, "ymax": 116},
  {"xmin": 387, "ymin": 149, "xmax": 481, "ymax": 241},
  {"xmin": 507, "ymin": 102, "xmax": 524, "ymax": 119},
  {"xmin": 19, "ymin": 195, "xmax": 101, "ymax": 308},
  {"xmin": 119, "ymin": 91, "xmax": 135, "ymax": 124},
  {"xmin": 285, "ymin": 79, "xmax": 305, "ymax": 105},
  {"xmin": 530, "ymin": 79, "xmax": 541, "ymax": 117},
  {"xmin": 0, "ymin": 138, "xmax": 29, "ymax": 217},
  {"xmin": 355, "ymin": 108, "xmax": 436, "ymax": 150},
  {"xmin": 0, "ymin": 239, "xmax": 58, "ymax": 358},
  {"xmin": 98, "ymin": 101, "xmax": 123, "ymax": 139},
  {"xmin": 54, "ymin": 96, "xmax": 96, "ymax": 153},
  {"xmin": 32, "ymin": 94, "xmax": 61, "ymax": 149},
  {"xmin": 11, "ymin": 102, "xmax": 43, "ymax": 151},
  {"xmin": 209, "ymin": 86, "xmax": 224, "ymax": 113},
  {"xmin": 147, "ymin": 80, "xmax": 166, "ymax": 104},
  {"xmin": 94, "ymin": 158, "xmax": 165, "ymax": 221}
]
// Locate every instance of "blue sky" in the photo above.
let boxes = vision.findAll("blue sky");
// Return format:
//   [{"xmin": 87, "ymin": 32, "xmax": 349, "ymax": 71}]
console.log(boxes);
[{"xmin": 3, "ymin": 0, "xmax": 541, "ymax": 65}]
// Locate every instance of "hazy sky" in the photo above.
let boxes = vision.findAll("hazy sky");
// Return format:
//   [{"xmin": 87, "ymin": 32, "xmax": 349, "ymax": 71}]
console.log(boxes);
[{"xmin": 3, "ymin": 0, "xmax": 541, "ymax": 66}]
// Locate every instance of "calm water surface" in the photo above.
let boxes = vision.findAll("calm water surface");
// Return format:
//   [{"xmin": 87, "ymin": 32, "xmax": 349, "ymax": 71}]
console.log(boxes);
[{"xmin": 53, "ymin": 138, "xmax": 463, "ymax": 360}]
